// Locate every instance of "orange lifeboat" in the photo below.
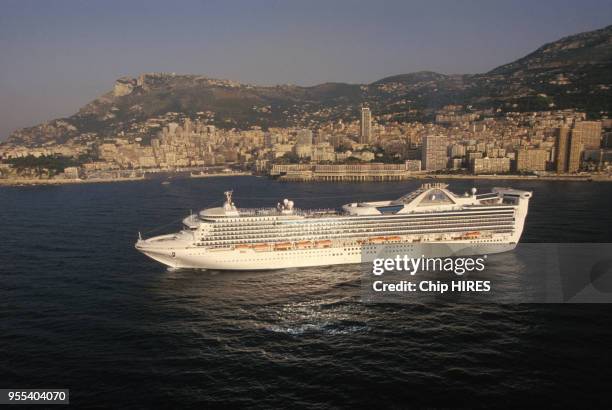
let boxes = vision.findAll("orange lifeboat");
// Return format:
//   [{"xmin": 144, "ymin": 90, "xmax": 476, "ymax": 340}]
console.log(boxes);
[
  {"xmin": 235, "ymin": 244, "xmax": 252, "ymax": 250},
  {"xmin": 314, "ymin": 240, "xmax": 332, "ymax": 248},
  {"xmin": 274, "ymin": 242, "xmax": 292, "ymax": 250},
  {"xmin": 368, "ymin": 236, "xmax": 386, "ymax": 244},
  {"xmin": 295, "ymin": 240, "xmax": 312, "ymax": 249},
  {"xmin": 385, "ymin": 236, "xmax": 401, "ymax": 242},
  {"xmin": 253, "ymin": 243, "xmax": 270, "ymax": 251}
]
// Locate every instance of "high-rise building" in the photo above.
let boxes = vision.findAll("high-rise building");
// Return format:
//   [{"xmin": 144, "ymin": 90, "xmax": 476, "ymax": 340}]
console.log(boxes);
[
  {"xmin": 555, "ymin": 122, "xmax": 601, "ymax": 173},
  {"xmin": 264, "ymin": 133, "xmax": 276, "ymax": 148},
  {"xmin": 360, "ymin": 107, "xmax": 372, "ymax": 144},
  {"xmin": 516, "ymin": 149, "xmax": 548, "ymax": 172},
  {"xmin": 296, "ymin": 129, "xmax": 313, "ymax": 146},
  {"xmin": 574, "ymin": 121, "xmax": 602, "ymax": 150},
  {"xmin": 568, "ymin": 130, "xmax": 584, "ymax": 173},
  {"xmin": 555, "ymin": 126, "xmax": 570, "ymax": 172},
  {"xmin": 422, "ymin": 135, "xmax": 448, "ymax": 171}
]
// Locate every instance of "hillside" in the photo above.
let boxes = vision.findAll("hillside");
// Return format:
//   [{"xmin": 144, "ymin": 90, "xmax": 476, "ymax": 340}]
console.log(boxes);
[
  {"xmin": 5, "ymin": 25, "xmax": 611, "ymax": 147},
  {"xmin": 471, "ymin": 24, "xmax": 612, "ymax": 112}
]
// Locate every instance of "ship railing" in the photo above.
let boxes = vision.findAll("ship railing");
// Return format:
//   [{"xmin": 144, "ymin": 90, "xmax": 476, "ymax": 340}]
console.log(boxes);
[{"xmin": 237, "ymin": 207, "xmax": 339, "ymax": 217}]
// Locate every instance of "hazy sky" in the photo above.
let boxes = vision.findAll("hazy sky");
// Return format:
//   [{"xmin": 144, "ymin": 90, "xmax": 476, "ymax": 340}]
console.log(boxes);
[{"xmin": 0, "ymin": 0, "xmax": 610, "ymax": 139}]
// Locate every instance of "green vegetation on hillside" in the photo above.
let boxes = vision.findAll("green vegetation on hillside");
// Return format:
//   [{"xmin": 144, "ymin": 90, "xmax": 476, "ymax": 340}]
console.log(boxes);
[{"xmin": 4, "ymin": 154, "xmax": 92, "ymax": 176}]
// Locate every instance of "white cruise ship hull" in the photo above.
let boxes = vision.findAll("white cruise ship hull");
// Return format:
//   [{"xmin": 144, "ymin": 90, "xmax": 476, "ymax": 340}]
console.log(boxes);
[
  {"xmin": 137, "ymin": 240, "xmax": 517, "ymax": 270},
  {"xmin": 135, "ymin": 185, "xmax": 531, "ymax": 271}
]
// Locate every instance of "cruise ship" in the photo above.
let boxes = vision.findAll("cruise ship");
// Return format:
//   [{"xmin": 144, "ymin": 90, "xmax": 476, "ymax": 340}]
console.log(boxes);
[{"xmin": 135, "ymin": 183, "xmax": 532, "ymax": 270}]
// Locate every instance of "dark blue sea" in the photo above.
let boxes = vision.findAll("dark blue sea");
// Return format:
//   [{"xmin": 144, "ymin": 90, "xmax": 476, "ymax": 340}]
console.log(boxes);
[{"xmin": 1, "ymin": 177, "xmax": 611, "ymax": 408}]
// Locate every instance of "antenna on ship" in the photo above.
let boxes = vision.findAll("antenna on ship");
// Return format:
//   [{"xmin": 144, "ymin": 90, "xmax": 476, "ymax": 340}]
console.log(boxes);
[
  {"xmin": 224, "ymin": 190, "xmax": 236, "ymax": 210},
  {"xmin": 138, "ymin": 231, "xmax": 142, "ymax": 240}
]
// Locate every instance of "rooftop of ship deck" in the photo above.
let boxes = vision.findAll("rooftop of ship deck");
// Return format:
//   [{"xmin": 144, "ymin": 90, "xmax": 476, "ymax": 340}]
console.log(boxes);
[{"xmin": 202, "ymin": 207, "xmax": 341, "ymax": 219}]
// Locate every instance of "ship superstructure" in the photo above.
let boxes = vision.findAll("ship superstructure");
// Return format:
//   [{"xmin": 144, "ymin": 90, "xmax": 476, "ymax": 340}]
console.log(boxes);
[{"xmin": 135, "ymin": 184, "xmax": 532, "ymax": 270}]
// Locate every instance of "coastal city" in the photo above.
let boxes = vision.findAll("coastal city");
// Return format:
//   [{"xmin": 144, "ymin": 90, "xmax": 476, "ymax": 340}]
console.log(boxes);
[{"xmin": 1, "ymin": 104, "xmax": 610, "ymax": 184}]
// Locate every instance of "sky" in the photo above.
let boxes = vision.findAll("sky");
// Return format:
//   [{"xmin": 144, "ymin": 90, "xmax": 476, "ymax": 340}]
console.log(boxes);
[{"xmin": 0, "ymin": 0, "xmax": 610, "ymax": 139}]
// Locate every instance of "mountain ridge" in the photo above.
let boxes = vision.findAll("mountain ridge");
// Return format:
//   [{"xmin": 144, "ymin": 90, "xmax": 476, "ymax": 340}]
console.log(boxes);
[{"xmin": 5, "ymin": 25, "xmax": 612, "ymax": 147}]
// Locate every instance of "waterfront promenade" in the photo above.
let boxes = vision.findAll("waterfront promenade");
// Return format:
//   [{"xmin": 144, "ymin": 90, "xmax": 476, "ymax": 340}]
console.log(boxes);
[{"xmin": 2, "ymin": 171, "xmax": 610, "ymax": 187}]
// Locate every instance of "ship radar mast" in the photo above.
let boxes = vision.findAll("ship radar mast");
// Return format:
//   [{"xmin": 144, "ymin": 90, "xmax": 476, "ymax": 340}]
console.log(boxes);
[{"xmin": 223, "ymin": 190, "xmax": 236, "ymax": 211}]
